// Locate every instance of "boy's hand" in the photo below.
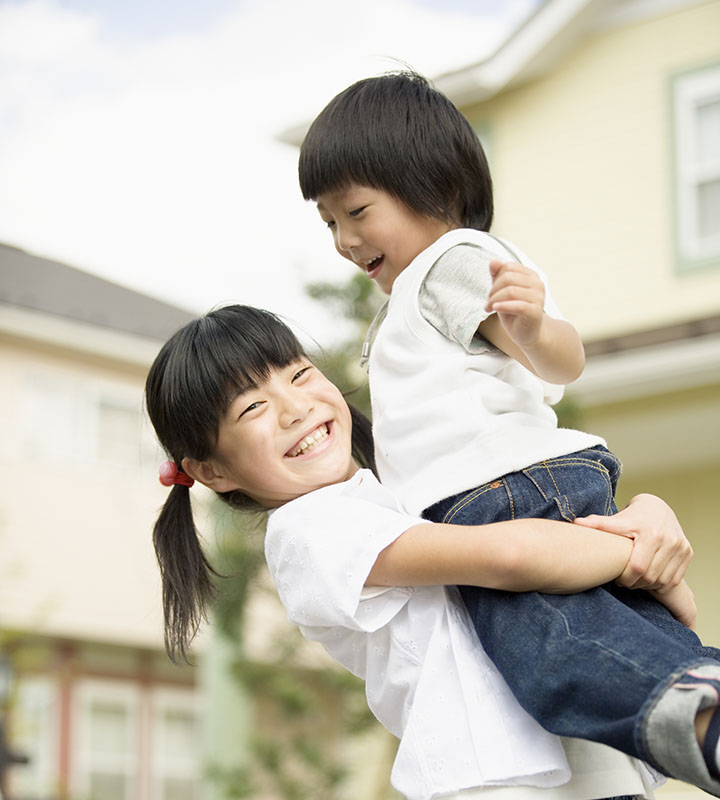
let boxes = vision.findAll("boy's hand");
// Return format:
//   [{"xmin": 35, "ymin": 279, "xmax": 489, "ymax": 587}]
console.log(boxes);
[
  {"xmin": 486, "ymin": 260, "xmax": 546, "ymax": 349},
  {"xmin": 574, "ymin": 493, "xmax": 693, "ymax": 591}
]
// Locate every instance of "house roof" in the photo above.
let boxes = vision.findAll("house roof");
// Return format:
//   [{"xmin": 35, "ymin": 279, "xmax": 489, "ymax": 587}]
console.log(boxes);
[
  {"xmin": 433, "ymin": 0, "xmax": 700, "ymax": 105},
  {"xmin": 0, "ymin": 242, "xmax": 195, "ymax": 342}
]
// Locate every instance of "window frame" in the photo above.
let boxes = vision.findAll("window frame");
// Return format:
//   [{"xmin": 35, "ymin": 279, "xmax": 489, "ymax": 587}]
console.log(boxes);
[{"xmin": 672, "ymin": 62, "xmax": 720, "ymax": 271}]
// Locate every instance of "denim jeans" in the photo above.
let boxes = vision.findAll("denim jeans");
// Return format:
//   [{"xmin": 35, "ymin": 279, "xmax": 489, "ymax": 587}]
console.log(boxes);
[{"xmin": 423, "ymin": 447, "xmax": 720, "ymax": 771}]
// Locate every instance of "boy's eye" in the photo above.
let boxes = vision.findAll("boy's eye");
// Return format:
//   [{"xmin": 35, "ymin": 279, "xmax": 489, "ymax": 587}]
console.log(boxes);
[
  {"xmin": 325, "ymin": 220, "xmax": 335, "ymax": 230},
  {"xmin": 292, "ymin": 366, "xmax": 313, "ymax": 382},
  {"xmin": 349, "ymin": 206, "xmax": 365, "ymax": 217}
]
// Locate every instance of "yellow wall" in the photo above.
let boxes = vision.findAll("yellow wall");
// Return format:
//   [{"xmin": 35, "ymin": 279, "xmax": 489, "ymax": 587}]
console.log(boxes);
[{"xmin": 465, "ymin": 0, "xmax": 720, "ymax": 340}]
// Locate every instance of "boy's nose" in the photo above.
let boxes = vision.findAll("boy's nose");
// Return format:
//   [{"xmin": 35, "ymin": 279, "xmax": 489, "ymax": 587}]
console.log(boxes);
[{"xmin": 334, "ymin": 224, "xmax": 361, "ymax": 253}]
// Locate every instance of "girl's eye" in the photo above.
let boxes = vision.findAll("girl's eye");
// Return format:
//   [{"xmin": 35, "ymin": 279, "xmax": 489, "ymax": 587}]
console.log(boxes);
[
  {"xmin": 325, "ymin": 219, "xmax": 335, "ymax": 230},
  {"xmin": 292, "ymin": 366, "xmax": 313, "ymax": 382},
  {"xmin": 238, "ymin": 400, "xmax": 263, "ymax": 418},
  {"xmin": 349, "ymin": 206, "xmax": 365, "ymax": 217}
]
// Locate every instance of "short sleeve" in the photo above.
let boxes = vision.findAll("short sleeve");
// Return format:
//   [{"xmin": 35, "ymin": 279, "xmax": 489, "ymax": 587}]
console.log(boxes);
[
  {"xmin": 265, "ymin": 475, "xmax": 423, "ymax": 632},
  {"xmin": 419, "ymin": 244, "xmax": 495, "ymax": 352}
]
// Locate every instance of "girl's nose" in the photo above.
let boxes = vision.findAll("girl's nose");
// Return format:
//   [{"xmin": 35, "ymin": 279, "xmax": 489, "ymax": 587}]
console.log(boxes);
[{"xmin": 279, "ymin": 394, "xmax": 312, "ymax": 427}]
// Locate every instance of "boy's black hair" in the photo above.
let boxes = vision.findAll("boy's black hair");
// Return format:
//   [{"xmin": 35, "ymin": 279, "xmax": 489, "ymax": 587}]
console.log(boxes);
[
  {"xmin": 145, "ymin": 304, "xmax": 375, "ymax": 662},
  {"xmin": 299, "ymin": 70, "xmax": 493, "ymax": 231}
]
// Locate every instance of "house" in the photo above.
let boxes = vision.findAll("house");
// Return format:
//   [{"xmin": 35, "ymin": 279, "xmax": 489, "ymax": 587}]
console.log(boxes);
[
  {"xmin": 280, "ymin": 0, "xmax": 720, "ymax": 797},
  {"xmin": 0, "ymin": 243, "xmax": 202, "ymax": 799}
]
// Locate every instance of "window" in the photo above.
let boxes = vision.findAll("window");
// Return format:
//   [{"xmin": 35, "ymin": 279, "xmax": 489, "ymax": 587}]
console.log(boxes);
[
  {"xmin": 74, "ymin": 681, "xmax": 139, "ymax": 800},
  {"xmin": 152, "ymin": 689, "xmax": 202, "ymax": 800},
  {"xmin": 673, "ymin": 64, "xmax": 720, "ymax": 266},
  {"xmin": 8, "ymin": 672, "xmax": 202, "ymax": 800},
  {"xmin": 8, "ymin": 677, "xmax": 58, "ymax": 799},
  {"xmin": 19, "ymin": 371, "xmax": 155, "ymax": 468}
]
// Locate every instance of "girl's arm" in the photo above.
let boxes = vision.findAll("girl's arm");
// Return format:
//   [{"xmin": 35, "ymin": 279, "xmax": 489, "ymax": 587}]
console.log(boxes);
[
  {"xmin": 478, "ymin": 260, "xmax": 585, "ymax": 384},
  {"xmin": 368, "ymin": 494, "xmax": 676, "ymax": 593},
  {"xmin": 366, "ymin": 494, "xmax": 697, "ymax": 625},
  {"xmin": 366, "ymin": 515, "xmax": 631, "ymax": 593}
]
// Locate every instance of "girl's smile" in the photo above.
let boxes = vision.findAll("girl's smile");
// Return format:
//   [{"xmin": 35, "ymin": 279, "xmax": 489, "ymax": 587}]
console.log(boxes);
[
  {"xmin": 183, "ymin": 362, "xmax": 357, "ymax": 507},
  {"xmin": 285, "ymin": 422, "xmax": 330, "ymax": 458},
  {"xmin": 316, "ymin": 185, "xmax": 453, "ymax": 294}
]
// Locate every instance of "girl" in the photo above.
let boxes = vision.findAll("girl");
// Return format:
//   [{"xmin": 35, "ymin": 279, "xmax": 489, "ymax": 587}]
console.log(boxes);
[
  {"xmin": 146, "ymin": 304, "xmax": 720, "ymax": 799},
  {"xmin": 298, "ymin": 70, "xmax": 720, "ymax": 790}
]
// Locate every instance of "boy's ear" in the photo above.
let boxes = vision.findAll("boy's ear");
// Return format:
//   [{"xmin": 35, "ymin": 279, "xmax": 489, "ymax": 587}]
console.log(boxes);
[{"xmin": 182, "ymin": 457, "xmax": 237, "ymax": 492}]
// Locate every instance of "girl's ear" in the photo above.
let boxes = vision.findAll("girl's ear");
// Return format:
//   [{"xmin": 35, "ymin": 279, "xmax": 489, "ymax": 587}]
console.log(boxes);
[{"xmin": 182, "ymin": 457, "xmax": 238, "ymax": 492}]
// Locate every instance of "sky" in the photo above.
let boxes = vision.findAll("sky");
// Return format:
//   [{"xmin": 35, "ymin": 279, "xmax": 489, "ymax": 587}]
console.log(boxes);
[{"xmin": 0, "ymin": 0, "xmax": 540, "ymax": 345}]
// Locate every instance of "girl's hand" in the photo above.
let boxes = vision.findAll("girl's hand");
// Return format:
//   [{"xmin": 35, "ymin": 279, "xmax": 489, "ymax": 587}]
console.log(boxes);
[
  {"xmin": 648, "ymin": 581, "xmax": 697, "ymax": 629},
  {"xmin": 486, "ymin": 260, "xmax": 545, "ymax": 349},
  {"xmin": 574, "ymin": 493, "xmax": 693, "ymax": 591}
]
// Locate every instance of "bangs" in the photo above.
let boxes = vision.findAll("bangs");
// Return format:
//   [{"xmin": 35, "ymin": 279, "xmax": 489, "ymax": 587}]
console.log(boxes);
[
  {"xmin": 199, "ymin": 307, "xmax": 304, "ymax": 404},
  {"xmin": 147, "ymin": 306, "xmax": 305, "ymax": 461},
  {"xmin": 299, "ymin": 127, "xmax": 383, "ymax": 201}
]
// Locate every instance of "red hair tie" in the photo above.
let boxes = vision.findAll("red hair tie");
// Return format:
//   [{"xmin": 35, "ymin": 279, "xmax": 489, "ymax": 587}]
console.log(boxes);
[{"xmin": 159, "ymin": 460, "xmax": 194, "ymax": 488}]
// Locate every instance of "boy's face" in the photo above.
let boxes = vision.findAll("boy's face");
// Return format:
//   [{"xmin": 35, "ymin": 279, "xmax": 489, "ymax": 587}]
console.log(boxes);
[{"xmin": 316, "ymin": 185, "xmax": 451, "ymax": 294}]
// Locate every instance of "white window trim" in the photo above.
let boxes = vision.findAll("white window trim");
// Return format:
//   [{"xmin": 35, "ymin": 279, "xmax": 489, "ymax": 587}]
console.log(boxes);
[
  {"xmin": 9, "ymin": 676, "xmax": 59, "ymax": 799},
  {"xmin": 72, "ymin": 678, "xmax": 141, "ymax": 800},
  {"xmin": 151, "ymin": 686, "xmax": 203, "ymax": 800},
  {"xmin": 674, "ymin": 63, "xmax": 720, "ymax": 266}
]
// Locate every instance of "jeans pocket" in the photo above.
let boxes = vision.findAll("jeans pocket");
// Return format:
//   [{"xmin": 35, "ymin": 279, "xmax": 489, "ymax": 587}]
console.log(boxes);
[{"xmin": 522, "ymin": 448, "xmax": 621, "ymax": 521}]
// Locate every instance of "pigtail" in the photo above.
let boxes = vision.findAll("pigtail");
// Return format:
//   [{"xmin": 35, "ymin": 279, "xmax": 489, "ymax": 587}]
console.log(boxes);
[{"xmin": 152, "ymin": 484, "xmax": 218, "ymax": 663}]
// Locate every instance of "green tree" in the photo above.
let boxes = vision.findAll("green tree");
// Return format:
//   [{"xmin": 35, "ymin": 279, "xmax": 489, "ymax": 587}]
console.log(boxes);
[{"xmin": 305, "ymin": 272, "xmax": 384, "ymax": 418}]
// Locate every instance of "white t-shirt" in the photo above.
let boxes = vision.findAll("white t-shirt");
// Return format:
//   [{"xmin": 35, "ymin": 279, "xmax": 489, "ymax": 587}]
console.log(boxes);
[
  {"xmin": 368, "ymin": 229, "xmax": 603, "ymax": 517},
  {"xmin": 265, "ymin": 470, "xmax": 659, "ymax": 800}
]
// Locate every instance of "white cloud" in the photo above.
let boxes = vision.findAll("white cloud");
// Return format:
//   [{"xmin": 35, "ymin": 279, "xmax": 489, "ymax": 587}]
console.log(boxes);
[{"xmin": 0, "ymin": 0, "xmax": 534, "ymax": 343}]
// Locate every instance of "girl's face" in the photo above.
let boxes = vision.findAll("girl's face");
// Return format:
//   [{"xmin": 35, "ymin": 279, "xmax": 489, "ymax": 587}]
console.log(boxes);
[
  {"xmin": 316, "ymin": 184, "xmax": 453, "ymax": 294},
  {"xmin": 187, "ymin": 361, "xmax": 357, "ymax": 508}
]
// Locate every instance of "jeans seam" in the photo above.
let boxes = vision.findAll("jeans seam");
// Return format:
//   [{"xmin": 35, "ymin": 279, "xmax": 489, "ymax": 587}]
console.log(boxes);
[{"xmin": 442, "ymin": 483, "xmax": 497, "ymax": 524}]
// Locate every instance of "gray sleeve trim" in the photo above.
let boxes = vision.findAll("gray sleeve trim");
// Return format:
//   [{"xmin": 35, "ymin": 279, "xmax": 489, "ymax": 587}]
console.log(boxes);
[{"xmin": 419, "ymin": 244, "xmax": 496, "ymax": 352}]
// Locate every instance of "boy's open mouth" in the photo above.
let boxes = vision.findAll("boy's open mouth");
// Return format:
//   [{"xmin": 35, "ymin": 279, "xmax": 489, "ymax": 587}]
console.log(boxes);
[
  {"xmin": 286, "ymin": 423, "xmax": 330, "ymax": 458},
  {"xmin": 362, "ymin": 255, "xmax": 384, "ymax": 278}
]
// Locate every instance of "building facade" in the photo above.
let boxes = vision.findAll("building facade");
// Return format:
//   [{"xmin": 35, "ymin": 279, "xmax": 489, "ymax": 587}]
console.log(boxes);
[{"xmin": 0, "ymin": 244, "xmax": 201, "ymax": 800}]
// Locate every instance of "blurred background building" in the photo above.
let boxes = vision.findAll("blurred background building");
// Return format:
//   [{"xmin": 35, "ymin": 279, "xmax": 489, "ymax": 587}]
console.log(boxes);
[{"xmin": 0, "ymin": 244, "xmax": 201, "ymax": 799}]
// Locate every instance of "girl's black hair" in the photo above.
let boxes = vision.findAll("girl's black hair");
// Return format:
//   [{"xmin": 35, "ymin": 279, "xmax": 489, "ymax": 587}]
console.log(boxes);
[
  {"xmin": 299, "ymin": 70, "xmax": 493, "ymax": 231},
  {"xmin": 145, "ymin": 304, "xmax": 375, "ymax": 662}
]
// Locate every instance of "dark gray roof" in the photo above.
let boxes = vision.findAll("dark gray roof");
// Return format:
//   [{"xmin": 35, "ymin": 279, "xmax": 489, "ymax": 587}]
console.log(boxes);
[{"xmin": 0, "ymin": 243, "xmax": 195, "ymax": 341}]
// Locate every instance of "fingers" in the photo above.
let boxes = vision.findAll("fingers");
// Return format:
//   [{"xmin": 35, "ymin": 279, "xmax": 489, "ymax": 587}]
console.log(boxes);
[
  {"xmin": 615, "ymin": 534, "xmax": 692, "ymax": 590},
  {"xmin": 486, "ymin": 260, "xmax": 545, "ymax": 313},
  {"xmin": 573, "ymin": 513, "xmax": 636, "ymax": 538},
  {"xmin": 575, "ymin": 503, "xmax": 694, "ymax": 592},
  {"xmin": 647, "ymin": 583, "xmax": 697, "ymax": 629}
]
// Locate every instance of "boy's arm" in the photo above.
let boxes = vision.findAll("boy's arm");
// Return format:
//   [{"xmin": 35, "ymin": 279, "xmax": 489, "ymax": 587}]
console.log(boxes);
[{"xmin": 478, "ymin": 260, "xmax": 585, "ymax": 384}]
